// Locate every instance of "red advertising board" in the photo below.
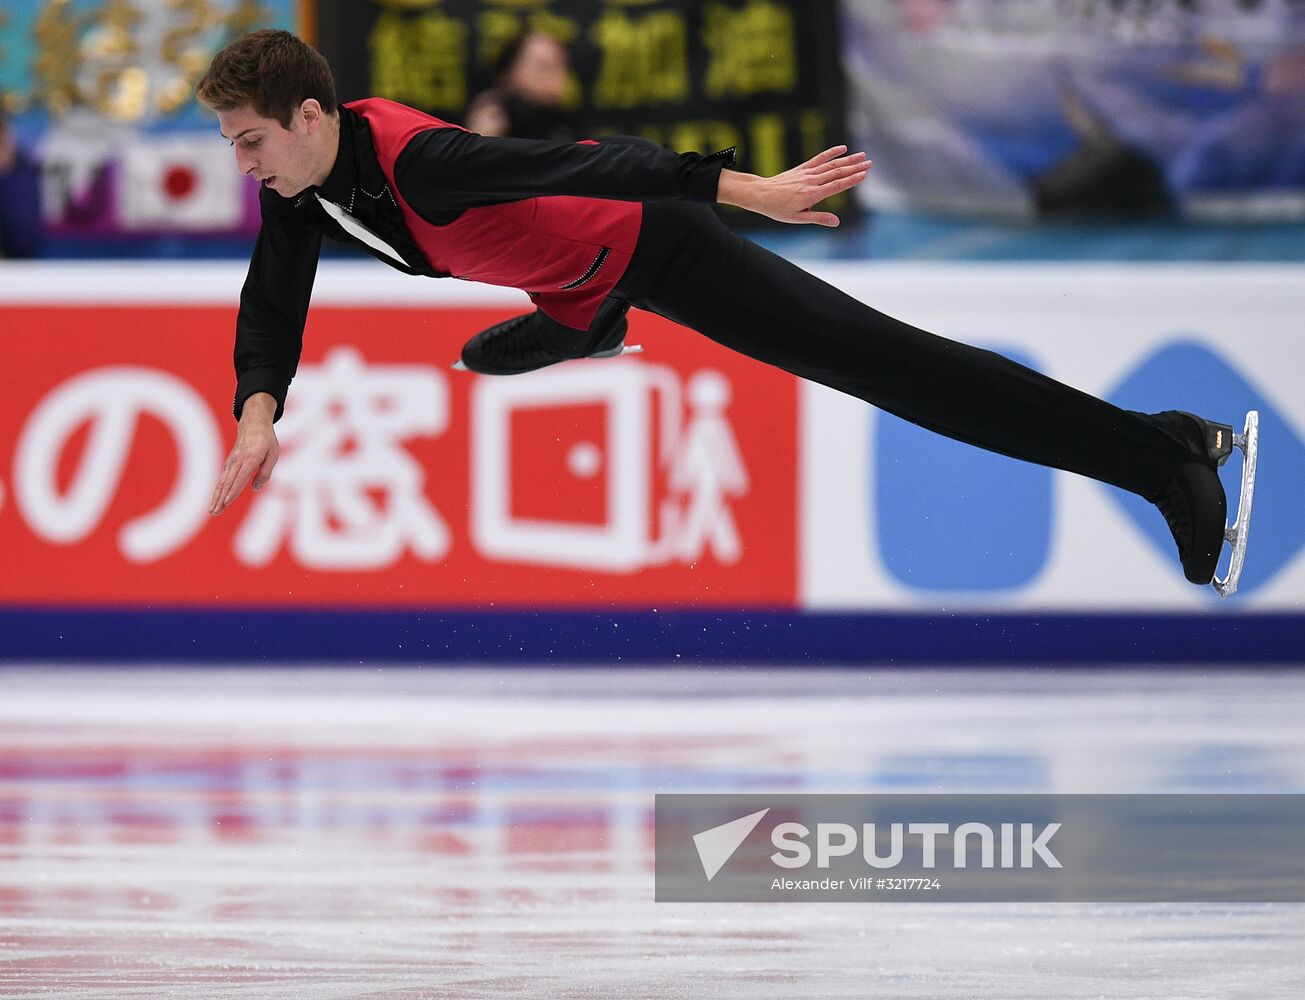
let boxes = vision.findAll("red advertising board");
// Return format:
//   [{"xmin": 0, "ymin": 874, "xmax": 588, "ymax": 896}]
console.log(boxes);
[{"xmin": 0, "ymin": 303, "xmax": 797, "ymax": 607}]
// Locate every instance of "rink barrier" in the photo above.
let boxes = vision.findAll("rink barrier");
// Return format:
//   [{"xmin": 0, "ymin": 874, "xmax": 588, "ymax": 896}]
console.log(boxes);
[
  {"xmin": 4, "ymin": 264, "xmax": 1303, "ymax": 649},
  {"xmin": 0, "ymin": 609, "xmax": 1301, "ymax": 664}
]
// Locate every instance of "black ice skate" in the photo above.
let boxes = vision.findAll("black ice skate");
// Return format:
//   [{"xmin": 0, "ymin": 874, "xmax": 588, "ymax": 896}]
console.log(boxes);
[
  {"xmin": 454, "ymin": 297, "xmax": 639, "ymax": 375},
  {"xmin": 1152, "ymin": 410, "xmax": 1259, "ymax": 597}
]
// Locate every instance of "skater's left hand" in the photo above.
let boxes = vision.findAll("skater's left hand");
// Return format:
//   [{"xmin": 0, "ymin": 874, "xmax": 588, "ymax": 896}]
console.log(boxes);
[{"xmin": 716, "ymin": 146, "xmax": 870, "ymax": 227}]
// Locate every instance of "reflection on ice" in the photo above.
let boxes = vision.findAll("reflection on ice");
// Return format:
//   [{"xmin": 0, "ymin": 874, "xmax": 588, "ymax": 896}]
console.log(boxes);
[{"xmin": 1, "ymin": 668, "xmax": 1303, "ymax": 998}]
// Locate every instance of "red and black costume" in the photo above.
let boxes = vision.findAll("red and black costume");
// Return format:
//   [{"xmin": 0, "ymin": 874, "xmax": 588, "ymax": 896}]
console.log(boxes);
[{"xmin": 235, "ymin": 96, "xmax": 1199, "ymax": 508}]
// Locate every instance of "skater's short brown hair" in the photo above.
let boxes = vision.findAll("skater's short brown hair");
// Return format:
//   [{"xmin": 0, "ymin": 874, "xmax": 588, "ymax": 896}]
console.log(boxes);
[{"xmin": 197, "ymin": 29, "xmax": 337, "ymax": 127}]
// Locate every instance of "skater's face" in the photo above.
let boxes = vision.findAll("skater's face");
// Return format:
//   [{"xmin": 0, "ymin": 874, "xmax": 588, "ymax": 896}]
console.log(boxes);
[{"xmin": 216, "ymin": 100, "xmax": 335, "ymax": 198}]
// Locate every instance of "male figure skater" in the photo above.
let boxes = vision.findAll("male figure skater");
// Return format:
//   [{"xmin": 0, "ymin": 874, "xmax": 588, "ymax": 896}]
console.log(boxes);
[{"xmin": 199, "ymin": 30, "xmax": 1255, "ymax": 592}]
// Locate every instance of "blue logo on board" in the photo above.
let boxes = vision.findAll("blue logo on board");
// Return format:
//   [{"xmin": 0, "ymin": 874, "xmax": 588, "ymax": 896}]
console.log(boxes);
[
  {"xmin": 875, "ymin": 347, "xmax": 1053, "ymax": 591},
  {"xmin": 873, "ymin": 340, "xmax": 1300, "ymax": 594}
]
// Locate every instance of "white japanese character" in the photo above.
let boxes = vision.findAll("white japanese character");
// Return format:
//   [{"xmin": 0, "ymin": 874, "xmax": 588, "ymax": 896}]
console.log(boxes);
[{"xmin": 235, "ymin": 347, "xmax": 449, "ymax": 570}]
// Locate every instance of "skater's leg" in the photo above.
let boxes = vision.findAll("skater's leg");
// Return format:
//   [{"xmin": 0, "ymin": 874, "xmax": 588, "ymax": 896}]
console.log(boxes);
[{"xmin": 619, "ymin": 203, "xmax": 1196, "ymax": 503}]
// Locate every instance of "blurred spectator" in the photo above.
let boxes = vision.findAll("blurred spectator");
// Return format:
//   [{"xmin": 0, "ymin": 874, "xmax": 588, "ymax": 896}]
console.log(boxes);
[
  {"xmin": 465, "ymin": 32, "xmax": 576, "ymax": 141},
  {"xmin": 0, "ymin": 98, "xmax": 44, "ymax": 259},
  {"xmin": 1032, "ymin": 84, "xmax": 1173, "ymax": 220}
]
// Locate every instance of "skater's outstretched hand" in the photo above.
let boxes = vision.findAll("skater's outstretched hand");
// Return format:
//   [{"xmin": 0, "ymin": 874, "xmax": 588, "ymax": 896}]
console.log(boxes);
[
  {"xmin": 716, "ymin": 145, "xmax": 870, "ymax": 227},
  {"xmin": 210, "ymin": 392, "xmax": 279, "ymax": 516}
]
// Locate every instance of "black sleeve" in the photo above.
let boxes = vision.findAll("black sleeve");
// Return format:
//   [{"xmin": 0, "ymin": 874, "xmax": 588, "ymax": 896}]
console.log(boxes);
[
  {"xmin": 393, "ymin": 129, "xmax": 736, "ymax": 222},
  {"xmin": 232, "ymin": 186, "xmax": 323, "ymax": 422}
]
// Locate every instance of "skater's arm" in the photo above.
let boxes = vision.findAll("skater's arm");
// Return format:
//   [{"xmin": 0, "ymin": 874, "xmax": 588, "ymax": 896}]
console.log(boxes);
[
  {"xmin": 716, "ymin": 145, "xmax": 870, "ymax": 227},
  {"xmin": 394, "ymin": 128, "xmax": 733, "ymax": 219},
  {"xmin": 211, "ymin": 189, "xmax": 321, "ymax": 516},
  {"xmin": 232, "ymin": 187, "xmax": 322, "ymax": 423}
]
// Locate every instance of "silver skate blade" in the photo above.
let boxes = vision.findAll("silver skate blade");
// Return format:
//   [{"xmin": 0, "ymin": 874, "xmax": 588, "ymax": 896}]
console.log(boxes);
[
  {"xmin": 452, "ymin": 345, "xmax": 643, "ymax": 371},
  {"xmin": 591, "ymin": 343, "xmax": 643, "ymax": 359},
  {"xmin": 1212, "ymin": 409, "xmax": 1258, "ymax": 598}
]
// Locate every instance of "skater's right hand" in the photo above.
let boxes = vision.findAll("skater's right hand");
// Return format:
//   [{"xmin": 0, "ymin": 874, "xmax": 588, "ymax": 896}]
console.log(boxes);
[
  {"xmin": 210, "ymin": 392, "xmax": 279, "ymax": 516},
  {"xmin": 716, "ymin": 145, "xmax": 871, "ymax": 227}
]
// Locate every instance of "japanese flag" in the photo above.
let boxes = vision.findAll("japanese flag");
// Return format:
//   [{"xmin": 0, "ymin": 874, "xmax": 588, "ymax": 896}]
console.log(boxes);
[{"xmin": 119, "ymin": 136, "xmax": 244, "ymax": 231}]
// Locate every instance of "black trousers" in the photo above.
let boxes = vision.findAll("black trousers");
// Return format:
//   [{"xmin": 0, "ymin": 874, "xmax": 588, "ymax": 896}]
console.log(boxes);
[{"xmin": 602, "ymin": 201, "xmax": 1191, "ymax": 502}]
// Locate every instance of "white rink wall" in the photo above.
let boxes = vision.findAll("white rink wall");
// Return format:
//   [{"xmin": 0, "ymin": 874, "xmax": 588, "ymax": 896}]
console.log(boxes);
[{"xmin": 798, "ymin": 265, "xmax": 1305, "ymax": 611}]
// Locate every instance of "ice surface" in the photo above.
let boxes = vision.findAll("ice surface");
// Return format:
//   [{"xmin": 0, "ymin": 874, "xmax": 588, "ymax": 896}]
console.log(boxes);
[{"xmin": 1, "ymin": 667, "xmax": 1302, "ymax": 998}]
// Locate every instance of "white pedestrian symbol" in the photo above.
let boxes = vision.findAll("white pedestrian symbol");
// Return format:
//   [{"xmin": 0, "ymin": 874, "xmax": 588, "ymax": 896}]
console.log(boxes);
[
  {"xmin": 665, "ymin": 370, "xmax": 750, "ymax": 564},
  {"xmin": 235, "ymin": 347, "xmax": 449, "ymax": 570}
]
